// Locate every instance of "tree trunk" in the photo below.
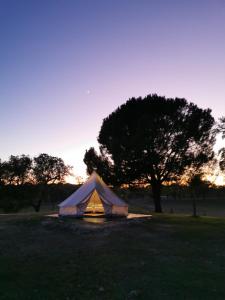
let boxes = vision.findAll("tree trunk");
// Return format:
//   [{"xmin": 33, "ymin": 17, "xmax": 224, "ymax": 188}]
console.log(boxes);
[
  {"xmin": 192, "ymin": 192, "xmax": 197, "ymax": 217},
  {"xmin": 152, "ymin": 182, "xmax": 162, "ymax": 213},
  {"xmin": 32, "ymin": 199, "xmax": 42, "ymax": 212},
  {"xmin": 31, "ymin": 185, "xmax": 44, "ymax": 212}
]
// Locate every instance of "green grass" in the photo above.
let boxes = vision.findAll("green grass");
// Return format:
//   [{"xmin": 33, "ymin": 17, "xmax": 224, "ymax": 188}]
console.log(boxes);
[{"xmin": 1, "ymin": 212, "xmax": 225, "ymax": 299}]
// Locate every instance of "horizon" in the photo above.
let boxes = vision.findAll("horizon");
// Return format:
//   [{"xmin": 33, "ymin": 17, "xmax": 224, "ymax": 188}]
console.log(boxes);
[{"xmin": 1, "ymin": 0, "xmax": 225, "ymax": 183}]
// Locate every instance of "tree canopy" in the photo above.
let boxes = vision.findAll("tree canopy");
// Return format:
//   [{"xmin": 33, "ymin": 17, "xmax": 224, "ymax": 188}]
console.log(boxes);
[
  {"xmin": 98, "ymin": 94, "xmax": 215, "ymax": 212},
  {"xmin": 0, "ymin": 153, "xmax": 73, "ymax": 212},
  {"xmin": 83, "ymin": 147, "xmax": 115, "ymax": 185},
  {"xmin": 0, "ymin": 155, "xmax": 32, "ymax": 185},
  {"xmin": 0, "ymin": 153, "xmax": 72, "ymax": 186},
  {"xmin": 33, "ymin": 153, "xmax": 72, "ymax": 184},
  {"xmin": 217, "ymin": 117, "xmax": 225, "ymax": 172},
  {"xmin": 217, "ymin": 117, "xmax": 225, "ymax": 139}
]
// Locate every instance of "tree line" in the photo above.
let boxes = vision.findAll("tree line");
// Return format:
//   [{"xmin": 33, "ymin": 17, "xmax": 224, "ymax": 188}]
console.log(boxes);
[
  {"xmin": 0, "ymin": 153, "xmax": 72, "ymax": 212},
  {"xmin": 0, "ymin": 153, "xmax": 72, "ymax": 185}
]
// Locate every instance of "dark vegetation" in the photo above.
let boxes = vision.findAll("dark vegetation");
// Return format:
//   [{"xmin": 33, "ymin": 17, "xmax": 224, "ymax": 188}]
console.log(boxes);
[
  {"xmin": 1, "ymin": 95, "xmax": 225, "ymax": 215},
  {"xmin": 84, "ymin": 94, "xmax": 217, "ymax": 213},
  {"xmin": 0, "ymin": 153, "xmax": 72, "ymax": 212},
  {"xmin": 2, "ymin": 180, "xmax": 225, "ymax": 218},
  {"xmin": 0, "ymin": 183, "xmax": 76, "ymax": 213}
]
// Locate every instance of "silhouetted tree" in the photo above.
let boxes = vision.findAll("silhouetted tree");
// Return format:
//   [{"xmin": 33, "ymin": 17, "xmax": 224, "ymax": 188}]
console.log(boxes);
[
  {"xmin": 83, "ymin": 147, "xmax": 115, "ymax": 184},
  {"xmin": 217, "ymin": 117, "xmax": 225, "ymax": 138},
  {"xmin": 0, "ymin": 155, "xmax": 32, "ymax": 185},
  {"xmin": 188, "ymin": 173, "xmax": 210, "ymax": 217},
  {"xmin": 32, "ymin": 153, "xmax": 72, "ymax": 211},
  {"xmin": 0, "ymin": 161, "xmax": 11, "ymax": 185},
  {"xmin": 219, "ymin": 149, "xmax": 225, "ymax": 172},
  {"xmin": 98, "ymin": 94, "xmax": 215, "ymax": 212},
  {"xmin": 217, "ymin": 117, "xmax": 225, "ymax": 176},
  {"xmin": 33, "ymin": 153, "xmax": 72, "ymax": 184},
  {"xmin": 0, "ymin": 159, "xmax": 5, "ymax": 186}
]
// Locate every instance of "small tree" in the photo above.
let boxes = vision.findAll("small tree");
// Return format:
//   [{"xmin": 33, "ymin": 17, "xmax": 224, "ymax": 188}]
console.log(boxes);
[
  {"xmin": 33, "ymin": 153, "xmax": 72, "ymax": 184},
  {"xmin": 98, "ymin": 94, "xmax": 215, "ymax": 212},
  {"xmin": 188, "ymin": 173, "xmax": 210, "ymax": 217},
  {"xmin": 32, "ymin": 153, "xmax": 72, "ymax": 211},
  {"xmin": 83, "ymin": 147, "xmax": 115, "ymax": 185}
]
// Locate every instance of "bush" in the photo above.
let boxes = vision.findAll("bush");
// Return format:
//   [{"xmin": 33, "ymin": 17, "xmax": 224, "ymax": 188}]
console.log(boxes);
[
  {"xmin": 0, "ymin": 186, "xmax": 29, "ymax": 212},
  {"xmin": 0, "ymin": 183, "xmax": 79, "ymax": 213}
]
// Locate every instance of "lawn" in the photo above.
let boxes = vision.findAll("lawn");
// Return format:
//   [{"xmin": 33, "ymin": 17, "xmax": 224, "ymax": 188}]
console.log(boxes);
[{"xmin": 1, "ymin": 212, "xmax": 225, "ymax": 300}]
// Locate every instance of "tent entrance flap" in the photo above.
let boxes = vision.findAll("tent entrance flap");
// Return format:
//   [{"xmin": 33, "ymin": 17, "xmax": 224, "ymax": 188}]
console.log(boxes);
[{"xmin": 85, "ymin": 190, "xmax": 105, "ymax": 213}]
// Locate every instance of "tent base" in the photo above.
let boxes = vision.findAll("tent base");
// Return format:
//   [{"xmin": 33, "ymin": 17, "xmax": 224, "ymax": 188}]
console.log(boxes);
[
  {"xmin": 59, "ymin": 213, "xmax": 127, "ymax": 219},
  {"xmin": 84, "ymin": 213, "xmax": 107, "ymax": 217}
]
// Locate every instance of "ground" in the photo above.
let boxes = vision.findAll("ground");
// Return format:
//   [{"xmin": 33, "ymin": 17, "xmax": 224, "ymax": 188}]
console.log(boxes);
[{"xmin": 1, "ymin": 207, "xmax": 225, "ymax": 300}]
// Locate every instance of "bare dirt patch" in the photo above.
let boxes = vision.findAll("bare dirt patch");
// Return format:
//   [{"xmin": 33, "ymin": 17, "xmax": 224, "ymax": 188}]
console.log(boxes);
[{"xmin": 42, "ymin": 213, "xmax": 152, "ymax": 235}]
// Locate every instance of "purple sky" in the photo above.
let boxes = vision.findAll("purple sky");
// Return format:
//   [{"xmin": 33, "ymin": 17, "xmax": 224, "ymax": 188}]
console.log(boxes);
[{"xmin": 0, "ymin": 0, "xmax": 225, "ymax": 181}]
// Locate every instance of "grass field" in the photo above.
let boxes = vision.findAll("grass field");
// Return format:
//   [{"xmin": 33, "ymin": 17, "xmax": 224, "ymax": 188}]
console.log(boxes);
[{"xmin": 1, "ymin": 204, "xmax": 225, "ymax": 300}]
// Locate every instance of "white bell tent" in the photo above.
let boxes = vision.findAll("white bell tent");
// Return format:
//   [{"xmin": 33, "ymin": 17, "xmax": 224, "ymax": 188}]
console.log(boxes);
[{"xmin": 59, "ymin": 171, "xmax": 128, "ymax": 216}]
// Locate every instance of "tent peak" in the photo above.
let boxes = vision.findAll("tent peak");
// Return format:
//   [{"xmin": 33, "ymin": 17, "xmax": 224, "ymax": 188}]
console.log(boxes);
[
  {"xmin": 89, "ymin": 171, "xmax": 102, "ymax": 181},
  {"xmin": 90, "ymin": 170, "xmax": 100, "ymax": 176}
]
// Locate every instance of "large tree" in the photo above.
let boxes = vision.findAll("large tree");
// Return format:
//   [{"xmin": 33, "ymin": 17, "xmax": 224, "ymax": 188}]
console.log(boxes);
[{"xmin": 98, "ymin": 94, "xmax": 215, "ymax": 212}]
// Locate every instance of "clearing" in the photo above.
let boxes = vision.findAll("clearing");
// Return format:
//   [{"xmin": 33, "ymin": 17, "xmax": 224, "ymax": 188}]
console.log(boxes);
[{"xmin": 1, "ymin": 210, "xmax": 225, "ymax": 299}]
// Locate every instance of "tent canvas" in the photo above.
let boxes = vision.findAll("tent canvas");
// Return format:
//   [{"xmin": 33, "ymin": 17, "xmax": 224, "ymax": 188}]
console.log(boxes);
[{"xmin": 59, "ymin": 171, "xmax": 128, "ymax": 216}]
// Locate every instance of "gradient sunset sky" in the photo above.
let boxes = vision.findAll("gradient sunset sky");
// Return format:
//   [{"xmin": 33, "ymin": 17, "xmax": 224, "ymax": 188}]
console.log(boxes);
[{"xmin": 1, "ymin": 0, "xmax": 225, "ymax": 181}]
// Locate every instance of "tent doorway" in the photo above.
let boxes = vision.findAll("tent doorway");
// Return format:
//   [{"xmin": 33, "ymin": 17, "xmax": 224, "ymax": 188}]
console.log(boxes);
[{"xmin": 85, "ymin": 190, "xmax": 105, "ymax": 214}]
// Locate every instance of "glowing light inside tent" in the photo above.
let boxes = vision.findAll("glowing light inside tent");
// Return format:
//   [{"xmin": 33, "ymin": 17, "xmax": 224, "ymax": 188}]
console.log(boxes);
[{"xmin": 85, "ymin": 190, "xmax": 104, "ymax": 213}]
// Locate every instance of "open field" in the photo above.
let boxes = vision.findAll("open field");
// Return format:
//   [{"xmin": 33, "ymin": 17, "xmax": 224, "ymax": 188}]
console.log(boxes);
[
  {"xmin": 1, "ymin": 200, "xmax": 225, "ymax": 300},
  {"xmin": 126, "ymin": 195, "xmax": 225, "ymax": 217},
  {"xmin": 4, "ymin": 187, "xmax": 225, "ymax": 218}
]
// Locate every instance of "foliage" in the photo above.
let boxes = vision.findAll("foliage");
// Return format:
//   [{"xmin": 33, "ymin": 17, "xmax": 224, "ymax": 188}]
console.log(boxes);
[
  {"xmin": 98, "ymin": 94, "xmax": 216, "ymax": 212},
  {"xmin": 0, "ymin": 183, "xmax": 78, "ymax": 213},
  {"xmin": 33, "ymin": 153, "xmax": 72, "ymax": 184},
  {"xmin": 0, "ymin": 159, "xmax": 5, "ymax": 186},
  {"xmin": 217, "ymin": 117, "xmax": 225, "ymax": 175},
  {"xmin": 188, "ymin": 173, "xmax": 210, "ymax": 191},
  {"xmin": 29, "ymin": 183, "xmax": 77, "ymax": 212},
  {"xmin": 217, "ymin": 117, "xmax": 225, "ymax": 139},
  {"xmin": 83, "ymin": 147, "xmax": 115, "ymax": 184},
  {"xmin": 0, "ymin": 153, "xmax": 74, "ymax": 212},
  {"xmin": 0, "ymin": 155, "xmax": 33, "ymax": 185},
  {"xmin": 219, "ymin": 148, "xmax": 225, "ymax": 171}
]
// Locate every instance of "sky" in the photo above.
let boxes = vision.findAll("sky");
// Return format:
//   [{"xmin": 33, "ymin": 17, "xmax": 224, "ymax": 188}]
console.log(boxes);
[{"xmin": 0, "ymin": 0, "xmax": 225, "ymax": 182}]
